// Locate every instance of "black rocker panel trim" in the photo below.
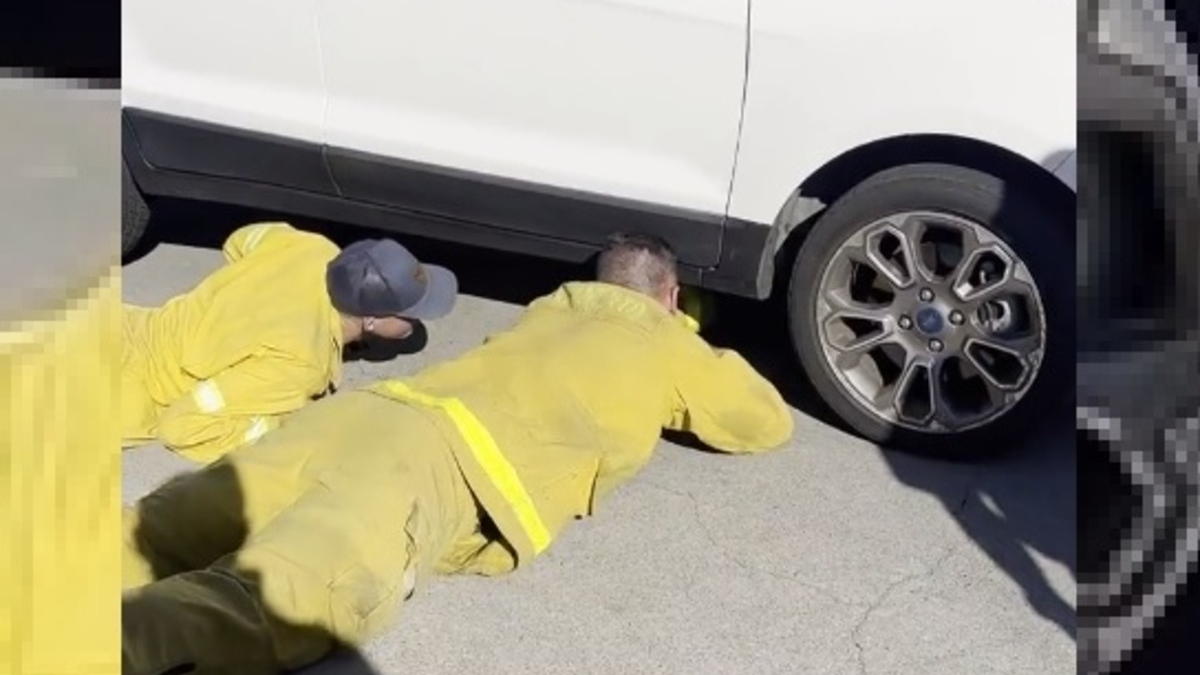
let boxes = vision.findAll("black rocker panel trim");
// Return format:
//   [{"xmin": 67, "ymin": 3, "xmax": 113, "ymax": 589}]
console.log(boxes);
[
  {"xmin": 126, "ymin": 108, "xmax": 337, "ymax": 195},
  {"xmin": 123, "ymin": 108, "xmax": 777, "ymax": 296},
  {"xmin": 324, "ymin": 147, "xmax": 725, "ymax": 269}
]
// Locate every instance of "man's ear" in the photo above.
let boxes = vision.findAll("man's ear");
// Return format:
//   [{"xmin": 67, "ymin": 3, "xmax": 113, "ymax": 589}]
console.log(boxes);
[{"xmin": 667, "ymin": 284, "xmax": 681, "ymax": 312}]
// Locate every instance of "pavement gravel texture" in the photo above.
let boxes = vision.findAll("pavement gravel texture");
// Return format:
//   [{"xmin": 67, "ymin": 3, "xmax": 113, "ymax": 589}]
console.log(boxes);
[{"xmin": 122, "ymin": 207, "xmax": 1076, "ymax": 675}]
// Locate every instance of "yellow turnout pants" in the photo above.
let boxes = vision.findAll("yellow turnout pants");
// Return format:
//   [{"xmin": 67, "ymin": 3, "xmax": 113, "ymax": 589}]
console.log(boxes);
[
  {"xmin": 121, "ymin": 304, "xmax": 158, "ymax": 447},
  {"xmin": 121, "ymin": 391, "xmax": 481, "ymax": 675}
]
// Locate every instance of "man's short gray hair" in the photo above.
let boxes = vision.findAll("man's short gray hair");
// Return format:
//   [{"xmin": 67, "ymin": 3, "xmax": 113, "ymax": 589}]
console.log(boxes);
[{"xmin": 595, "ymin": 232, "xmax": 679, "ymax": 295}]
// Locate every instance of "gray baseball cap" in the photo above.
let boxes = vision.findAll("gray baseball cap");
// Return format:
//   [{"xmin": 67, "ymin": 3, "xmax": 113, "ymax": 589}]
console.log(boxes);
[{"xmin": 326, "ymin": 239, "xmax": 458, "ymax": 320}]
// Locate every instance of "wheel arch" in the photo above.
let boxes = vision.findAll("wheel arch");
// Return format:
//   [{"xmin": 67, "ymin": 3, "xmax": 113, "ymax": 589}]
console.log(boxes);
[{"xmin": 754, "ymin": 133, "xmax": 1076, "ymax": 300}]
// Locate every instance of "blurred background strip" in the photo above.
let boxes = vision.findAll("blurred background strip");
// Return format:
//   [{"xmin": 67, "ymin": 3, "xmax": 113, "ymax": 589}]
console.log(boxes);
[
  {"xmin": 0, "ymin": 1, "xmax": 122, "ymax": 672},
  {"xmin": 1078, "ymin": 0, "xmax": 1200, "ymax": 673}
]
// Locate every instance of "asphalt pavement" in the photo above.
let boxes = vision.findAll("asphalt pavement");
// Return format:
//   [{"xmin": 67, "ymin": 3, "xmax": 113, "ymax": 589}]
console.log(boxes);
[{"xmin": 122, "ymin": 206, "xmax": 1076, "ymax": 675}]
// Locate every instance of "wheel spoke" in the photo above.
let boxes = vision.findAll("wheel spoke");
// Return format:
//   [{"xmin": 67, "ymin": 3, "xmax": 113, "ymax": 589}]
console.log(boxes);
[
  {"xmin": 832, "ymin": 337, "xmax": 892, "ymax": 372},
  {"xmin": 971, "ymin": 273, "xmax": 1037, "ymax": 305},
  {"xmin": 862, "ymin": 221, "xmax": 920, "ymax": 291},
  {"xmin": 931, "ymin": 360, "xmax": 974, "ymax": 431},
  {"xmin": 825, "ymin": 319, "xmax": 896, "ymax": 373},
  {"xmin": 892, "ymin": 214, "xmax": 939, "ymax": 283},
  {"xmin": 972, "ymin": 331, "xmax": 1042, "ymax": 362},
  {"xmin": 952, "ymin": 242, "xmax": 1018, "ymax": 303},
  {"xmin": 950, "ymin": 215, "xmax": 984, "ymax": 251},
  {"xmin": 969, "ymin": 275, "xmax": 1042, "ymax": 322},
  {"xmin": 821, "ymin": 288, "xmax": 897, "ymax": 370},
  {"xmin": 964, "ymin": 337, "xmax": 1034, "ymax": 391},
  {"xmin": 825, "ymin": 288, "xmax": 892, "ymax": 320},
  {"xmin": 892, "ymin": 357, "xmax": 936, "ymax": 426},
  {"xmin": 977, "ymin": 363, "xmax": 1013, "ymax": 413},
  {"xmin": 832, "ymin": 326, "xmax": 894, "ymax": 353}
]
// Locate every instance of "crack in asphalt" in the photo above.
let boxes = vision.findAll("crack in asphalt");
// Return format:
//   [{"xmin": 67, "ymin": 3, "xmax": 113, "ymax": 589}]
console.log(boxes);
[
  {"xmin": 851, "ymin": 475, "xmax": 980, "ymax": 675},
  {"xmin": 646, "ymin": 470, "xmax": 983, "ymax": 675},
  {"xmin": 849, "ymin": 541, "xmax": 963, "ymax": 675},
  {"xmin": 643, "ymin": 480, "xmax": 858, "ymax": 608}
]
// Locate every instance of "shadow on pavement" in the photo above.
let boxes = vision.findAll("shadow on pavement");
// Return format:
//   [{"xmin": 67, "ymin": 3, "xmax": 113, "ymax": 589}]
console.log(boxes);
[
  {"xmin": 859, "ymin": 176, "xmax": 1075, "ymax": 640},
  {"xmin": 879, "ymin": 174, "xmax": 1074, "ymax": 639},
  {"xmin": 132, "ymin": 196, "xmax": 1076, "ymax": 648},
  {"xmin": 125, "ymin": 463, "xmax": 386, "ymax": 675},
  {"xmin": 707, "ymin": 285, "xmax": 1077, "ymax": 640},
  {"xmin": 287, "ymin": 650, "xmax": 383, "ymax": 675},
  {"xmin": 344, "ymin": 321, "xmax": 430, "ymax": 363},
  {"xmin": 888, "ymin": 425, "xmax": 1077, "ymax": 637}
]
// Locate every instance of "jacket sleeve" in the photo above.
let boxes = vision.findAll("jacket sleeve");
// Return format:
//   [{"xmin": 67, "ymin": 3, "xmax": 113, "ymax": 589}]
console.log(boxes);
[
  {"xmin": 157, "ymin": 351, "xmax": 324, "ymax": 462},
  {"xmin": 221, "ymin": 222, "xmax": 297, "ymax": 263},
  {"xmin": 664, "ymin": 328, "xmax": 794, "ymax": 454}
]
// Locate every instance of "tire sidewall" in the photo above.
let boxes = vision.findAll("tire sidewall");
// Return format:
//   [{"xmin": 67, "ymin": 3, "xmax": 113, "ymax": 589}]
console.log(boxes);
[
  {"xmin": 788, "ymin": 163, "xmax": 1073, "ymax": 457},
  {"xmin": 122, "ymin": 161, "xmax": 151, "ymax": 257}
]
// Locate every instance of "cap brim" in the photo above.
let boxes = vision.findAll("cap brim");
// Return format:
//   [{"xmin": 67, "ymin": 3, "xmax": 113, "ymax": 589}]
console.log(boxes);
[{"xmin": 400, "ymin": 264, "xmax": 458, "ymax": 320}]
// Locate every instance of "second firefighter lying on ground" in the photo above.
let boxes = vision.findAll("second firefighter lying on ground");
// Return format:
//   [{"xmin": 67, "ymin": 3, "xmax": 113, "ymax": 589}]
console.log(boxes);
[{"xmin": 121, "ymin": 222, "xmax": 458, "ymax": 463}]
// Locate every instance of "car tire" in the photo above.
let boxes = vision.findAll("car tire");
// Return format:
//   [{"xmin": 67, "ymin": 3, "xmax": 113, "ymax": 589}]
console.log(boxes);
[
  {"xmin": 787, "ymin": 162, "xmax": 1072, "ymax": 458},
  {"xmin": 122, "ymin": 160, "xmax": 152, "ymax": 257}
]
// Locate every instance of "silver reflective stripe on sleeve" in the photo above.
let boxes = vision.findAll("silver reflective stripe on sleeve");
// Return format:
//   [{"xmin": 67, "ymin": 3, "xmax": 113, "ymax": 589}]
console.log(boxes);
[
  {"xmin": 192, "ymin": 380, "xmax": 226, "ymax": 413},
  {"xmin": 242, "ymin": 416, "xmax": 271, "ymax": 444}
]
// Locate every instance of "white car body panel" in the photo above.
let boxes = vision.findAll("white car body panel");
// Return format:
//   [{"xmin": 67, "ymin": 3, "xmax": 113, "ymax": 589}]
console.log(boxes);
[
  {"xmin": 314, "ymin": 0, "xmax": 747, "ymax": 214},
  {"xmin": 121, "ymin": 0, "xmax": 327, "ymax": 144},
  {"xmin": 122, "ymin": 0, "xmax": 1074, "ymax": 225},
  {"xmin": 729, "ymin": 0, "xmax": 1077, "ymax": 224}
]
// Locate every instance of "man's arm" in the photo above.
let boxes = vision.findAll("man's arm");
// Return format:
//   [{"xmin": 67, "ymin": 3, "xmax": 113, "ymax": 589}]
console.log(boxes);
[
  {"xmin": 221, "ymin": 222, "xmax": 297, "ymax": 263},
  {"xmin": 664, "ymin": 329, "xmax": 795, "ymax": 454},
  {"xmin": 157, "ymin": 351, "xmax": 323, "ymax": 462}
]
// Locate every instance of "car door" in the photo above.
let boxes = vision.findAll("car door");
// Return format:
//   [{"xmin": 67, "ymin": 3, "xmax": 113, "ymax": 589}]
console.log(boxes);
[
  {"xmin": 314, "ymin": 0, "xmax": 748, "ymax": 268},
  {"xmin": 122, "ymin": 0, "xmax": 333, "ymax": 193}
]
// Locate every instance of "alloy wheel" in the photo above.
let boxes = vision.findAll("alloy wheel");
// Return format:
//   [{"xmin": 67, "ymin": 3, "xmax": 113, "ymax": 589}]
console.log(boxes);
[{"xmin": 814, "ymin": 211, "xmax": 1047, "ymax": 434}]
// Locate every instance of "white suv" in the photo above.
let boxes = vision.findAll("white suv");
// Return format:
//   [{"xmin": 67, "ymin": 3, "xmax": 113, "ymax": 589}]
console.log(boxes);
[{"xmin": 121, "ymin": 0, "xmax": 1076, "ymax": 457}]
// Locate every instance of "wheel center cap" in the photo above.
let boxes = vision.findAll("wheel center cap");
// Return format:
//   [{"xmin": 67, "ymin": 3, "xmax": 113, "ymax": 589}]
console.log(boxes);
[{"xmin": 916, "ymin": 307, "xmax": 945, "ymax": 335}]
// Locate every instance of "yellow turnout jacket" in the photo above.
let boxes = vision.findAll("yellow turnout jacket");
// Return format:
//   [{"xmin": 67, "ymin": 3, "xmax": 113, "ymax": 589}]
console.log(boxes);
[
  {"xmin": 372, "ymin": 281, "xmax": 794, "ymax": 574},
  {"xmin": 122, "ymin": 222, "xmax": 345, "ymax": 462}
]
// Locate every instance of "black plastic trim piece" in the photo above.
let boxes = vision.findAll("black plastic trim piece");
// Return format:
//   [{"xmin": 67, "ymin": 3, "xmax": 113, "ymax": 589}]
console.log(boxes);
[
  {"xmin": 325, "ymin": 147, "xmax": 725, "ymax": 268},
  {"xmin": 121, "ymin": 108, "xmax": 778, "ymax": 295},
  {"xmin": 125, "ymin": 108, "xmax": 338, "ymax": 195},
  {"xmin": 701, "ymin": 217, "xmax": 776, "ymax": 299}
]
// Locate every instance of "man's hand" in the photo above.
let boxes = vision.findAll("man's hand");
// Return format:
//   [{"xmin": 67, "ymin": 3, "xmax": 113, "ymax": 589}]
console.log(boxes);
[
  {"xmin": 678, "ymin": 286, "xmax": 714, "ymax": 332},
  {"xmin": 676, "ymin": 311, "xmax": 701, "ymax": 334}
]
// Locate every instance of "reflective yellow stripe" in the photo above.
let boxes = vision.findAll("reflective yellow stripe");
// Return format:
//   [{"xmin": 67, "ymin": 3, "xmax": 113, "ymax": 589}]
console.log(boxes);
[
  {"xmin": 192, "ymin": 380, "xmax": 225, "ymax": 413},
  {"xmin": 379, "ymin": 381, "xmax": 551, "ymax": 554},
  {"xmin": 242, "ymin": 416, "xmax": 272, "ymax": 444}
]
